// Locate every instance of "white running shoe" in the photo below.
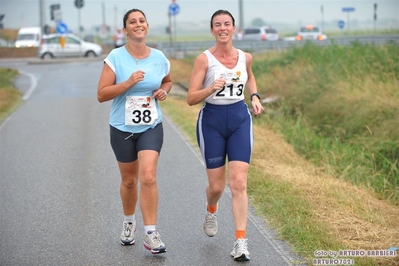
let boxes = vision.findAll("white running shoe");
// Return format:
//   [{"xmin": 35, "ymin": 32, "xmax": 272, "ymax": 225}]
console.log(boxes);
[
  {"xmin": 120, "ymin": 221, "xmax": 136, "ymax": 245},
  {"xmin": 203, "ymin": 209, "xmax": 218, "ymax": 237},
  {"xmin": 143, "ymin": 230, "xmax": 167, "ymax": 254},
  {"xmin": 231, "ymin": 238, "xmax": 250, "ymax": 261}
]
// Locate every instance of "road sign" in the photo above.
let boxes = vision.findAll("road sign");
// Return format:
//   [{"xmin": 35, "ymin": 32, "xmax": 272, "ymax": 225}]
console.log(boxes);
[
  {"xmin": 75, "ymin": 0, "xmax": 84, "ymax": 9},
  {"xmin": 342, "ymin": 7, "xmax": 355, "ymax": 12},
  {"xmin": 338, "ymin": 20, "xmax": 345, "ymax": 29},
  {"xmin": 169, "ymin": 3, "xmax": 180, "ymax": 16},
  {"xmin": 50, "ymin": 4, "xmax": 61, "ymax": 20},
  {"xmin": 0, "ymin": 14, "xmax": 4, "ymax": 29},
  {"xmin": 50, "ymin": 4, "xmax": 60, "ymax": 10},
  {"xmin": 342, "ymin": 7, "xmax": 355, "ymax": 31},
  {"xmin": 56, "ymin": 21, "xmax": 68, "ymax": 34}
]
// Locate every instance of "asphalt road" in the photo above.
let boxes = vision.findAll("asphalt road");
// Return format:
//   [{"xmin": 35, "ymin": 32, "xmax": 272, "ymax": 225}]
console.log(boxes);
[{"xmin": 0, "ymin": 58, "xmax": 304, "ymax": 266}]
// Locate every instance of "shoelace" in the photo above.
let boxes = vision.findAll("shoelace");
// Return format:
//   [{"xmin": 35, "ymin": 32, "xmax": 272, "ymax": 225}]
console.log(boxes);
[
  {"xmin": 123, "ymin": 223, "xmax": 133, "ymax": 237},
  {"xmin": 205, "ymin": 212, "xmax": 217, "ymax": 227},
  {"xmin": 235, "ymin": 239, "xmax": 248, "ymax": 253},
  {"xmin": 149, "ymin": 232, "xmax": 163, "ymax": 246}
]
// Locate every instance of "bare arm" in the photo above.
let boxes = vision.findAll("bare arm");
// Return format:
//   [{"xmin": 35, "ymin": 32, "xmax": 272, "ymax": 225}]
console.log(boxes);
[
  {"xmin": 97, "ymin": 62, "xmax": 145, "ymax": 103},
  {"xmin": 245, "ymin": 53, "xmax": 264, "ymax": 115},
  {"xmin": 186, "ymin": 53, "xmax": 226, "ymax": 106}
]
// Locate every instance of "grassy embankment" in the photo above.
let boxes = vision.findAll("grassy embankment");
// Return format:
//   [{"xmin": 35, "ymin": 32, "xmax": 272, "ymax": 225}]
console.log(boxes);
[
  {"xmin": 0, "ymin": 68, "xmax": 21, "ymax": 123},
  {"xmin": 256, "ymin": 41, "xmax": 399, "ymax": 204},
  {"xmin": 163, "ymin": 41, "xmax": 399, "ymax": 266}
]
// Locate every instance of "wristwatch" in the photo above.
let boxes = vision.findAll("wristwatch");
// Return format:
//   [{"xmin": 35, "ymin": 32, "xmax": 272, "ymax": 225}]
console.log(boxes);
[{"xmin": 250, "ymin": 92, "xmax": 261, "ymax": 101}]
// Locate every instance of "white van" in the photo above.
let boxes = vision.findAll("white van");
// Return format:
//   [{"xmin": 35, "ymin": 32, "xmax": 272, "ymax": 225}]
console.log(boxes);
[{"xmin": 15, "ymin": 27, "xmax": 42, "ymax": 48}]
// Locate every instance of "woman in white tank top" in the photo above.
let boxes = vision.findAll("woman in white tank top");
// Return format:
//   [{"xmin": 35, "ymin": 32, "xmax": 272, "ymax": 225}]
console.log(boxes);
[{"xmin": 186, "ymin": 9, "xmax": 264, "ymax": 262}]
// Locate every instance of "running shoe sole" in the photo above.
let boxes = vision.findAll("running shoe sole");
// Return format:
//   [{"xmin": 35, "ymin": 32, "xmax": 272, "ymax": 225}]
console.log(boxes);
[
  {"xmin": 143, "ymin": 244, "xmax": 167, "ymax": 254},
  {"xmin": 232, "ymin": 253, "xmax": 250, "ymax": 261},
  {"xmin": 120, "ymin": 239, "xmax": 135, "ymax": 245}
]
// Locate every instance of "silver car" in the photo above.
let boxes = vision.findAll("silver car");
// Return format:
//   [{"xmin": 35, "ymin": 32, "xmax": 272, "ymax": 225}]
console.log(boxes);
[
  {"xmin": 38, "ymin": 34, "xmax": 103, "ymax": 59},
  {"xmin": 242, "ymin": 26, "xmax": 280, "ymax": 41}
]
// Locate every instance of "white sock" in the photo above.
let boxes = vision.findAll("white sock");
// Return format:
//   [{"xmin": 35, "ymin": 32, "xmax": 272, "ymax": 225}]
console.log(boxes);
[
  {"xmin": 144, "ymin": 225, "xmax": 156, "ymax": 233},
  {"xmin": 124, "ymin": 214, "xmax": 135, "ymax": 223}
]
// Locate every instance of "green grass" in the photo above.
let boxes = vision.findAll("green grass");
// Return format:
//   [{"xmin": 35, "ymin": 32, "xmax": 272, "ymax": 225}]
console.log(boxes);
[
  {"xmin": 157, "ymin": 43, "xmax": 399, "ymax": 266},
  {"xmin": 161, "ymin": 96, "xmax": 384, "ymax": 266},
  {"xmin": 247, "ymin": 171, "xmax": 381, "ymax": 266},
  {"xmin": 253, "ymin": 42, "xmax": 399, "ymax": 204},
  {"xmin": 324, "ymin": 28, "xmax": 399, "ymax": 37},
  {"xmin": 247, "ymin": 168, "xmax": 338, "ymax": 251},
  {"xmin": 0, "ymin": 68, "xmax": 22, "ymax": 124}
]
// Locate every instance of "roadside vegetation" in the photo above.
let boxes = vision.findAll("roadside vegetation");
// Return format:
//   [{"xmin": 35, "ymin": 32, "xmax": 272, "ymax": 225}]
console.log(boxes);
[
  {"xmin": 324, "ymin": 28, "xmax": 399, "ymax": 38},
  {"xmin": 163, "ymin": 41, "xmax": 399, "ymax": 266},
  {"xmin": 255, "ymin": 41, "xmax": 399, "ymax": 204},
  {"xmin": 0, "ymin": 68, "xmax": 21, "ymax": 124}
]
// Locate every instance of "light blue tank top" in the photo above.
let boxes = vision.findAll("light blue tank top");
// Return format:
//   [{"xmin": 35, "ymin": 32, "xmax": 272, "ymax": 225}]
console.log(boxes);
[{"xmin": 104, "ymin": 47, "xmax": 170, "ymax": 133}]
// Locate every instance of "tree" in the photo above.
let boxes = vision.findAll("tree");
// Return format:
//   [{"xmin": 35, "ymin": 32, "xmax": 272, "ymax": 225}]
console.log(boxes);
[{"xmin": 251, "ymin": 18, "xmax": 266, "ymax": 26}]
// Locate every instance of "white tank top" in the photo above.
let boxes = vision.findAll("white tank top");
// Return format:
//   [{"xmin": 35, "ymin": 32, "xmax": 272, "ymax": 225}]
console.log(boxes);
[{"xmin": 203, "ymin": 49, "xmax": 247, "ymax": 105}]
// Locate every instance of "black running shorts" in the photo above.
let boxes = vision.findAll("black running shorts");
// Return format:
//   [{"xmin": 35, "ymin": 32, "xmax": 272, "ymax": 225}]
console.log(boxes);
[{"xmin": 110, "ymin": 123, "xmax": 164, "ymax": 163}]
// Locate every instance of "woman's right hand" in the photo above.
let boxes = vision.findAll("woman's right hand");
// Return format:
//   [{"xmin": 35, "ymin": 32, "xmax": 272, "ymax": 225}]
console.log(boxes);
[
  {"xmin": 126, "ymin": 70, "xmax": 146, "ymax": 87},
  {"xmin": 210, "ymin": 78, "xmax": 226, "ymax": 93}
]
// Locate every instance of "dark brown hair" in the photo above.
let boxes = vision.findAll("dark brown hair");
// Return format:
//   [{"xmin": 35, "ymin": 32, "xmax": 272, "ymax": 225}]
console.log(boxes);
[
  {"xmin": 123, "ymin": 9, "xmax": 147, "ymax": 28},
  {"xmin": 210, "ymin": 9, "xmax": 235, "ymax": 29}
]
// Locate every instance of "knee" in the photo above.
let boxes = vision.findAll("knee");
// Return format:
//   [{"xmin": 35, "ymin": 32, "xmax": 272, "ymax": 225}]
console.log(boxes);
[
  {"xmin": 229, "ymin": 178, "xmax": 247, "ymax": 193},
  {"xmin": 121, "ymin": 177, "xmax": 138, "ymax": 189},
  {"xmin": 140, "ymin": 172, "xmax": 157, "ymax": 188},
  {"xmin": 209, "ymin": 182, "xmax": 225, "ymax": 195}
]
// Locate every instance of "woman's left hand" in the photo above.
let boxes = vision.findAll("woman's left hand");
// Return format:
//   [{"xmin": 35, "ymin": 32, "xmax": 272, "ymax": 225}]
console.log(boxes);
[
  {"xmin": 153, "ymin": 89, "xmax": 168, "ymax": 101},
  {"xmin": 251, "ymin": 100, "xmax": 264, "ymax": 115}
]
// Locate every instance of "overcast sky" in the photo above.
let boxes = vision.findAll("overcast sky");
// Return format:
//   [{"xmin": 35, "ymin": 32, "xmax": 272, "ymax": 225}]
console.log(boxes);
[{"xmin": 1, "ymin": 0, "xmax": 398, "ymax": 32}]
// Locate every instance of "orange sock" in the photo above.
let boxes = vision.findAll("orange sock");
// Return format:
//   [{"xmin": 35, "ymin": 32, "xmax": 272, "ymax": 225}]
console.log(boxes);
[
  {"xmin": 207, "ymin": 204, "xmax": 217, "ymax": 214},
  {"xmin": 236, "ymin": 230, "xmax": 246, "ymax": 240}
]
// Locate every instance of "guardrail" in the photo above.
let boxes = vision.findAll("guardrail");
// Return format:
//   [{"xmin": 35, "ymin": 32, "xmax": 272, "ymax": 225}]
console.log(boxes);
[{"xmin": 151, "ymin": 34, "xmax": 399, "ymax": 58}]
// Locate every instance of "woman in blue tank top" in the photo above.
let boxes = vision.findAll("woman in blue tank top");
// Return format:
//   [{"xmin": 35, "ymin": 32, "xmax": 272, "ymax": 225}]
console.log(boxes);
[{"xmin": 97, "ymin": 8, "xmax": 171, "ymax": 254}]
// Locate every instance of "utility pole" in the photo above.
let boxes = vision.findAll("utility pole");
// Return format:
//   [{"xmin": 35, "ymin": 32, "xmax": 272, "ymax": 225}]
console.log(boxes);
[
  {"xmin": 114, "ymin": 6, "xmax": 118, "ymax": 30},
  {"xmin": 321, "ymin": 5, "xmax": 324, "ymax": 31},
  {"xmin": 74, "ymin": 0, "xmax": 84, "ymax": 37},
  {"xmin": 342, "ymin": 7, "xmax": 355, "ymax": 33},
  {"xmin": 101, "ymin": 2, "xmax": 107, "ymax": 38},
  {"xmin": 374, "ymin": 3, "xmax": 377, "ymax": 34},
  {"xmin": 39, "ymin": 0, "xmax": 45, "ymax": 31},
  {"xmin": 102, "ymin": 2, "xmax": 106, "ymax": 26},
  {"xmin": 238, "ymin": 0, "xmax": 243, "ymax": 31},
  {"xmin": 168, "ymin": 12, "xmax": 173, "ymax": 46}
]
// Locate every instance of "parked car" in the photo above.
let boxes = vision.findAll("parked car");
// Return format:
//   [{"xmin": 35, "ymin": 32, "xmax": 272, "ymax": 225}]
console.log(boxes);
[
  {"xmin": 242, "ymin": 26, "xmax": 280, "ymax": 41},
  {"xmin": 295, "ymin": 25, "xmax": 327, "ymax": 41},
  {"xmin": 15, "ymin": 27, "xmax": 42, "ymax": 48},
  {"xmin": 38, "ymin": 34, "xmax": 103, "ymax": 59}
]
